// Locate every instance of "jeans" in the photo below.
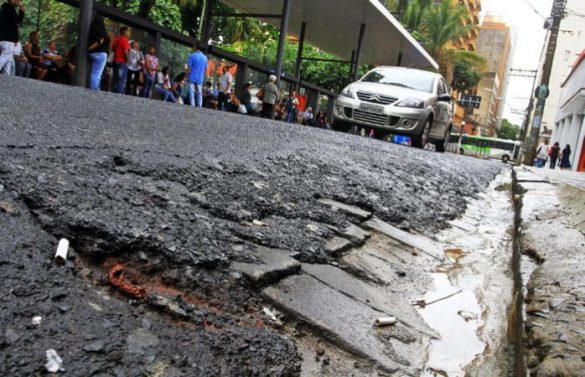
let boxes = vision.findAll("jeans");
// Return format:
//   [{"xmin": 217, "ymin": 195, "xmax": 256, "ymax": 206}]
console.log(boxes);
[
  {"xmin": 0, "ymin": 41, "xmax": 15, "ymax": 75},
  {"xmin": 549, "ymin": 157, "xmax": 558, "ymax": 169},
  {"xmin": 218, "ymin": 91, "xmax": 229, "ymax": 111},
  {"xmin": 113, "ymin": 62, "xmax": 128, "ymax": 94},
  {"xmin": 15, "ymin": 59, "xmax": 32, "ymax": 77},
  {"xmin": 285, "ymin": 109, "xmax": 297, "ymax": 123},
  {"xmin": 89, "ymin": 52, "xmax": 107, "ymax": 91},
  {"xmin": 188, "ymin": 82, "xmax": 203, "ymax": 108},
  {"xmin": 143, "ymin": 74, "xmax": 155, "ymax": 98},
  {"xmin": 155, "ymin": 85, "xmax": 176, "ymax": 103}
]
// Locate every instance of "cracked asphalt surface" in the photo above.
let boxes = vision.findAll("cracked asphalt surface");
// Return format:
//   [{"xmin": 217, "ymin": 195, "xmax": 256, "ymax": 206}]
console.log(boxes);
[{"xmin": 0, "ymin": 76, "xmax": 502, "ymax": 375}]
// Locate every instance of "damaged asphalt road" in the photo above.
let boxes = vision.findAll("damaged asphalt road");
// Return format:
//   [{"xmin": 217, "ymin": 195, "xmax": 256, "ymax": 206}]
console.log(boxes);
[{"xmin": 0, "ymin": 76, "xmax": 501, "ymax": 376}]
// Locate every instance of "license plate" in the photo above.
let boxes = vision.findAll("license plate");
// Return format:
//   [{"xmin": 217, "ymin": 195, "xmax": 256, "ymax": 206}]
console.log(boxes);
[{"xmin": 359, "ymin": 104, "xmax": 384, "ymax": 114}]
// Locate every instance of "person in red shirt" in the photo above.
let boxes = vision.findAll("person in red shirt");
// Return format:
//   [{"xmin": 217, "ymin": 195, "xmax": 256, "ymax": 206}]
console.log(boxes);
[{"xmin": 111, "ymin": 26, "xmax": 130, "ymax": 94}]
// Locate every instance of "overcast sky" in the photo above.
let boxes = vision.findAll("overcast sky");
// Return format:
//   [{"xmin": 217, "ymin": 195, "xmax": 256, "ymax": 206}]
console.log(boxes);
[{"xmin": 480, "ymin": 0, "xmax": 554, "ymax": 126}]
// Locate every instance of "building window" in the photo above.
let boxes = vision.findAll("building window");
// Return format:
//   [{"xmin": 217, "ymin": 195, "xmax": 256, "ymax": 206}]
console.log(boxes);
[{"xmin": 564, "ymin": 50, "xmax": 571, "ymax": 61}]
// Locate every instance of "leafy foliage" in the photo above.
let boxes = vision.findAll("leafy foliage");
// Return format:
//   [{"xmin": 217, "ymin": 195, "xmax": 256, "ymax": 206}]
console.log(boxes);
[
  {"xmin": 451, "ymin": 50, "xmax": 487, "ymax": 92},
  {"xmin": 496, "ymin": 119, "xmax": 520, "ymax": 140}
]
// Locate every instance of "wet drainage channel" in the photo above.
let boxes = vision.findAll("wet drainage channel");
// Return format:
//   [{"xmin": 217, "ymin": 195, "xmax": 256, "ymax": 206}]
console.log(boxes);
[{"xmin": 418, "ymin": 172, "xmax": 515, "ymax": 376}]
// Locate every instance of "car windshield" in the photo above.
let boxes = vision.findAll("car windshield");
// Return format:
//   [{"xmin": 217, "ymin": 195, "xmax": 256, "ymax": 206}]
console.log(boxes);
[{"xmin": 361, "ymin": 69, "xmax": 436, "ymax": 93}]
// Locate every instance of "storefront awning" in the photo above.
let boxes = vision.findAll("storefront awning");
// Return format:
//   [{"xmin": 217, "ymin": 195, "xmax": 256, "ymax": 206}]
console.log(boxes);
[{"xmin": 219, "ymin": 0, "xmax": 439, "ymax": 70}]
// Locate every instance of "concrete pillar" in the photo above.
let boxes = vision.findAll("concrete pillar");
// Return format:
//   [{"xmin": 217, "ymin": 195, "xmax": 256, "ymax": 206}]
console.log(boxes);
[
  {"xmin": 574, "ymin": 116, "xmax": 585, "ymax": 171},
  {"xmin": 74, "ymin": 0, "xmax": 93, "ymax": 88},
  {"xmin": 551, "ymin": 121, "xmax": 560, "ymax": 145},
  {"xmin": 568, "ymin": 115, "xmax": 583, "ymax": 167}
]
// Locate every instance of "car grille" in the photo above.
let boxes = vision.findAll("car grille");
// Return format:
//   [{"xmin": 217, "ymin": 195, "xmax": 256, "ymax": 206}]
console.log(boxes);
[
  {"xmin": 353, "ymin": 110, "xmax": 388, "ymax": 126},
  {"xmin": 356, "ymin": 91, "xmax": 397, "ymax": 105}
]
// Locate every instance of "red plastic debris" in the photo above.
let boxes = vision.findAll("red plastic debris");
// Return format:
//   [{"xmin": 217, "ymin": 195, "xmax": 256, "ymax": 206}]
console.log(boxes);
[{"xmin": 108, "ymin": 263, "xmax": 147, "ymax": 299}]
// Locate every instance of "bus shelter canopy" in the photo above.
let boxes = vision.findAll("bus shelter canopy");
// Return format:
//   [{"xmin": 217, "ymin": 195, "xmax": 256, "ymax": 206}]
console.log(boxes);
[{"xmin": 219, "ymin": 0, "xmax": 439, "ymax": 70}]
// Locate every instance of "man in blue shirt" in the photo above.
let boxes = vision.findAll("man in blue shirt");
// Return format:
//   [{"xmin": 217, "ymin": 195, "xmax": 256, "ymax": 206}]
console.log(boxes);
[{"xmin": 186, "ymin": 44, "xmax": 208, "ymax": 108}]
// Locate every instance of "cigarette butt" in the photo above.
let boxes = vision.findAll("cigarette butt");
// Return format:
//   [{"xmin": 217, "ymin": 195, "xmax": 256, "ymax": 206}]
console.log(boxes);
[
  {"xmin": 55, "ymin": 238, "xmax": 69, "ymax": 265},
  {"xmin": 374, "ymin": 317, "xmax": 397, "ymax": 327}
]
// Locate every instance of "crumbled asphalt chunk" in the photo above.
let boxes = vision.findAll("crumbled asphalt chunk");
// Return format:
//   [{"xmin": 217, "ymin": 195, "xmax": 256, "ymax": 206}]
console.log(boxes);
[{"xmin": 0, "ymin": 76, "xmax": 500, "ymax": 375}]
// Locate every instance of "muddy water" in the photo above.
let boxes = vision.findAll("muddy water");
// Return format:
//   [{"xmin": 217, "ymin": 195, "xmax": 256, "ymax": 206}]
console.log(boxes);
[{"xmin": 418, "ymin": 172, "xmax": 515, "ymax": 376}]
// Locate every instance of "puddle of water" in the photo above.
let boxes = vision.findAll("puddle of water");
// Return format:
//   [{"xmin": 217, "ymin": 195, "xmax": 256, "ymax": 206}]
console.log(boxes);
[
  {"xmin": 419, "ymin": 172, "xmax": 515, "ymax": 377},
  {"xmin": 418, "ymin": 273, "xmax": 485, "ymax": 376}
]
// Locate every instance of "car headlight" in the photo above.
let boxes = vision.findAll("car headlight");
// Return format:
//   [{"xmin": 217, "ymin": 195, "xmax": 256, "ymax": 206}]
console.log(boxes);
[
  {"xmin": 339, "ymin": 86, "xmax": 355, "ymax": 99},
  {"xmin": 395, "ymin": 97, "xmax": 424, "ymax": 108}
]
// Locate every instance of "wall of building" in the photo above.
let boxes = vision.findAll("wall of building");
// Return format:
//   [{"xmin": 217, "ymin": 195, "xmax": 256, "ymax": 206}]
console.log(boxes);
[
  {"xmin": 552, "ymin": 51, "xmax": 585, "ymax": 171},
  {"xmin": 473, "ymin": 17, "xmax": 512, "ymax": 136},
  {"xmin": 541, "ymin": 0, "xmax": 585, "ymax": 134}
]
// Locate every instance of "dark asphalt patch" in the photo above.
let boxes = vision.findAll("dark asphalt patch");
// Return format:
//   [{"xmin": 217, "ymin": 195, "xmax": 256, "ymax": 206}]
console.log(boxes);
[{"xmin": 0, "ymin": 76, "xmax": 502, "ymax": 375}]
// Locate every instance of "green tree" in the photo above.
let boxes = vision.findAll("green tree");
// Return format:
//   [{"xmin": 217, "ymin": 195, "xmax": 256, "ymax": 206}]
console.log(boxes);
[
  {"xmin": 401, "ymin": 0, "xmax": 431, "ymax": 32},
  {"xmin": 417, "ymin": 1, "xmax": 474, "ymax": 78},
  {"xmin": 451, "ymin": 50, "xmax": 486, "ymax": 93},
  {"xmin": 496, "ymin": 119, "xmax": 520, "ymax": 140}
]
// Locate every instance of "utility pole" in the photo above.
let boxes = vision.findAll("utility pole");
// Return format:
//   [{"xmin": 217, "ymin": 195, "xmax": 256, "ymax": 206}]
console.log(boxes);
[{"xmin": 523, "ymin": 0, "xmax": 567, "ymax": 165}]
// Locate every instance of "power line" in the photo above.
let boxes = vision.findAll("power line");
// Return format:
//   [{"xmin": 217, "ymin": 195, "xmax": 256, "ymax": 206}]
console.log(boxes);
[{"xmin": 521, "ymin": 0, "xmax": 547, "ymax": 19}]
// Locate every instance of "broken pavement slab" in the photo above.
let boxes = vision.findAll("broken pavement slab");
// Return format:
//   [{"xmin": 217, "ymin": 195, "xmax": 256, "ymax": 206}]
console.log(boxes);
[
  {"xmin": 325, "ymin": 223, "xmax": 371, "ymax": 245},
  {"xmin": 231, "ymin": 246, "xmax": 301, "ymax": 286},
  {"xmin": 318, "ymin": 199, "xmax": 372, "ymax": 221},
  {"xmin": 324, "ymin": 236, "xmax": 353, "ymax": 256},
  {"xmin": 302, "ymin": 263, "xmax": 438, "ymax": 339},
  {"xmin": 363, "ymin": 218, "xmax": 445, "ymax": 261},
  {"xmin": 262, "ymin": 273, "xmax": 415, "ymax": 373}
]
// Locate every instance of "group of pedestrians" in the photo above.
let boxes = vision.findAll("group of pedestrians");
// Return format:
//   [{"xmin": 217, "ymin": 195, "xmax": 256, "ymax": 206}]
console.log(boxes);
[
  {"xmin": 535, "ymin": 140, "xmax": 572, "ymax": 170},
  {"xmin": 1, "ymin": 1, "xmax": 78, "ymax": 82},
  {"xmin": 1, "ymin": 2, "xmax": 331, "ymax": 126}
]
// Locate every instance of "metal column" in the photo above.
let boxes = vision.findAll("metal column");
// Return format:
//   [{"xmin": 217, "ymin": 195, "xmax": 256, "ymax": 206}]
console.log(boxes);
[
  {"xmin": 294, "ymin": 21, "xmax": 307, "ymax": 90},
  {"xmin": 74, "ymin": 0, "xmax": 93, "ymax": 87},
  {"xmin": 347, "ymin": 50, "xmax": 355, "ymax": 84},
  {"xmin": 149, "ymin": 31, "xmax": 161, "ymax": 51},
  {"xmin": 202, "ymin": 0, "xmax": 215, "ymax": 49},
  {"xmin": 352, "ymin": 23, "xmax": 366, "ymax": 81},
  {"xmin": 275, "ymin": 0, "xmax": 291, "ymax": 87},
  {"xmin": 235, "ymin": 63, "xmax": 248, "ymax": 99}
]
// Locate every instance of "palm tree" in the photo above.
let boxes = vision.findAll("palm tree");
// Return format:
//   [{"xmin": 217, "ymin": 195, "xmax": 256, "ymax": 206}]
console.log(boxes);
[
  {"xmin": 223, "ymin": 17, "xmax": 264, "ymax": 44},
  {"xmin": 401, "ymin": 0, "xmax": 431, "ymax": 32},
  {"xmin": 417, "ymin": 1, "xmax": 475, "ymax": 80}
]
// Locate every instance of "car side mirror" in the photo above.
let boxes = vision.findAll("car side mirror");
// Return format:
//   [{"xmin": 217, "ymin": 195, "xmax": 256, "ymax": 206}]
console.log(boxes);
[{"xmin": 438, "ymin": 94, "xmax": 452, "ymax": 102}]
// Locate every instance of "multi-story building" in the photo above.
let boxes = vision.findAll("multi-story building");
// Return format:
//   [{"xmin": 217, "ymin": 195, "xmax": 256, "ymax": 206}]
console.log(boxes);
[
  {"xmin": 538, "ymin": 0, "xmax": 585, "ymax": 135},
  {"xmin": 551, "ymin": 50, "xmax": 585, "ymax": 171},
  {"xmin": 451, "ymin": 0, "xmax": 482, "ymax": 129},
  {"xmin": 473, "ymin": 16, "xmax": 513, "ymax": 136}
]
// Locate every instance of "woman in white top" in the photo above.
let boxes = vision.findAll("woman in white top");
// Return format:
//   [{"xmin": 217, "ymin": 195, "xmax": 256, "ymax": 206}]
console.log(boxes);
[{"xmin": 126, "ymin": 40, "xmax": 144, "ymax": 95}]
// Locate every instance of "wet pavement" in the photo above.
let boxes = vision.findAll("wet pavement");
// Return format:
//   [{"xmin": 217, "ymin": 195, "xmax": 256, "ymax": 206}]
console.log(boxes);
[
  {"xmin": 0, "ymin": 76, "xmax": 505, "ymax": 375},
  {"xmin": 514, "ymin": 166, "xmax": 585, "ymax": 376}
]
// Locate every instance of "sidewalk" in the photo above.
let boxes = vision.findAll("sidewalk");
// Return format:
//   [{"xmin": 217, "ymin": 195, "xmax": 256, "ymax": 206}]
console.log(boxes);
[{"xmin": 514, "ymin": 166, "xmax": 585, "ymax": 376}]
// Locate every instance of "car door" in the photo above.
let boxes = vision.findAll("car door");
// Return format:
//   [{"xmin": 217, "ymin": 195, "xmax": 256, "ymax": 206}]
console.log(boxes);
[{"xmin": 432, "ymin": 78, "xmax": 451, "ymax": 138}]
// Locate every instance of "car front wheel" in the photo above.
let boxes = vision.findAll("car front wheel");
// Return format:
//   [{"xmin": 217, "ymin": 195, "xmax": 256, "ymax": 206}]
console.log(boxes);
[
  {"xmin": 412, "ymin": 119, "xmax": 431, "ymax": 149},
  {"xmin": 435, "ymin": 126, "xmax": 451, "ymax": 153}
]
